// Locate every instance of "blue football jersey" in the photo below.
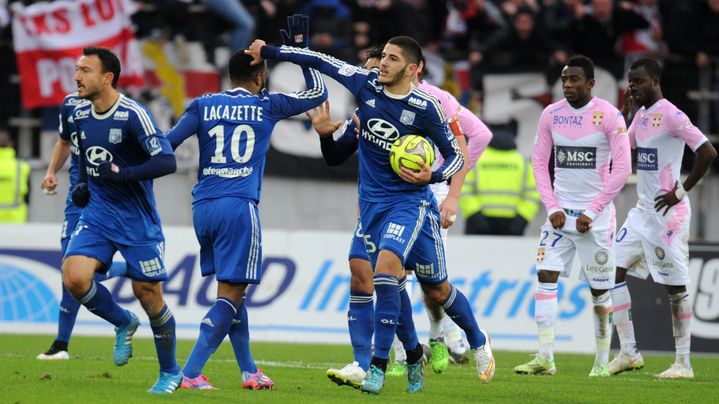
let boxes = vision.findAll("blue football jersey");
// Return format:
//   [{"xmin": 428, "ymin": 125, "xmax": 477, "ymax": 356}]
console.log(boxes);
[
  {"xmin": 59, "ymin": 93, "xmax": 88, "ymax": 216},
  {"xmin": 72, "ymin": 94, "xmax": 174, "ymax": 244},
  {"xmin": 266, "ymin": 46, "xmax": 463, "ymax": 202},
  {"xmin": 168, "ymin": 67, "xmax": 327, "ymax": 204}
]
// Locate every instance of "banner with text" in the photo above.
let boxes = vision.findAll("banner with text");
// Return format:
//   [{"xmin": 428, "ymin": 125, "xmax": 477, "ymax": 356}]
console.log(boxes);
[
  {"xmin": 2, "ymin": 224, "xmax": 716, "ymax": 353},
  {"xmin": 12, "ymin": 0, "xmax": 143, "ymax": 109}
]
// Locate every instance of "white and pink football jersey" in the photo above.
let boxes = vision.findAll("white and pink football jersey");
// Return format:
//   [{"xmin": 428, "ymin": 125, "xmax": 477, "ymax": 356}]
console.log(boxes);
[
  {"xmin": 629, "ymin": 99, "xmax": 708, "ymax": 212},
  {"xmin": 418, "ymin": 82, "xmax": 491, "ymax": 171},
  {"xmin": 533, "ymin": 97, "xmax": 632, "ymax": 219}
]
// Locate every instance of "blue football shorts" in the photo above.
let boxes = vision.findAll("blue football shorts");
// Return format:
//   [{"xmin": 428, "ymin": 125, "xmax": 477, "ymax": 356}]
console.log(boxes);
[
  {"xmin": 60, "ymin": 213, "xmax": 81, "ymax": 254},
  {"xmin": 64, "ymin": 219, "xmax": 167, "ymax": 282},
  {"xmin": 348, "ymin": 218, "xmax": 370, "ymax": 261},
  {"xmin": 359, "ymin": 196, "xmax": 448, "ymax": 285},
  {"xmin": 192, "ymin": 197, "xmax": 262, "ymax": 284}
]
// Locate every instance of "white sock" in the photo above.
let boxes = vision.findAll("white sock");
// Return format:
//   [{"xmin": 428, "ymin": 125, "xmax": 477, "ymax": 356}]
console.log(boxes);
[
  {"xmin": 405, "ymin": 273, "xmax": 413, "ymax": 297},
  {"xmin": 670, "ymin": 291, "xmax": 692, "ymax": 367},
  {"xmin": 535, "ymin": 282, "xmax": 558, "ymax": 361},
  {"xmin": 424, "ymin": 294, "xmax": 444, "ymax": 340},
  {"xmin": 610, "ymin": 282, "xmax": 638, "ymax": 356},
  {"xmin": 592, "ymin": 291, "xmax": 612, "ymax": 364},
  {"xmin": 392, "ymin": 335, "xmax": 406, "ymax": 363},
  {"xmin": 441, "ymin": 314, "xmax": 465, "ymax": 353}
]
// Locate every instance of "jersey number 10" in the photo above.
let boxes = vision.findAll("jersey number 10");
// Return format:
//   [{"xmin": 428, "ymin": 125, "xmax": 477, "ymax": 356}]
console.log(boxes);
[{"xmin": 208, "ymin": 124, "xmax": 256, "ymax": 164}]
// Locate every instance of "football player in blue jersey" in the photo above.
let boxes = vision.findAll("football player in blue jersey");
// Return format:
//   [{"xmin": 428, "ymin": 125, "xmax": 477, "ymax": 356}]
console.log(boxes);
[
  {"xmin": 247, "ymin": 35, "xmax": 495, "ymax": 395},
  {"xmin": 167, "ymin": 14, "xmax": 326, "ymax": 391},
  {"xmin": 37, "ymin": 93, "xmax": 126, "ymax": 361},
  {"xmin": 61, "ymin": 47, "xmax": 181, "ymax": 394}
]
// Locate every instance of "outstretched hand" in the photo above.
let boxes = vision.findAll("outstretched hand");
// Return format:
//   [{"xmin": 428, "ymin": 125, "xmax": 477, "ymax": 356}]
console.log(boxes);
[
  {"xmin": 280, "ymin": 14, "xmax": 309, "ymax": 48},
  {"xmin": 306, "ymin": 101, "xmax": 344, "ymax": 138}
]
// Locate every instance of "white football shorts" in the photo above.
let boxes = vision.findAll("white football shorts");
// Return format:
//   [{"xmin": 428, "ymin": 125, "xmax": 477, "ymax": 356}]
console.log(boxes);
[
  {"xmin": 535, "ymin": 204, "xmax": 616, "ymax": 290},
  {"xmin": 615, "ymin": 207, "xmax": 690, "ymax": 286}
]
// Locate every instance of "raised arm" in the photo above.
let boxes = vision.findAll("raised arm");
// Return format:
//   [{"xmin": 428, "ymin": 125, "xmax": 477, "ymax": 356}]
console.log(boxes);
[{"xmin": 269, "ymin": 66, "xmax": 327, "ymax": 118}]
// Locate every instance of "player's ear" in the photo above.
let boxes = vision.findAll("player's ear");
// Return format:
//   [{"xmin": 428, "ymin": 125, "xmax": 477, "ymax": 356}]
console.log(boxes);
[{"xmin": 587, "ymin": 78, "xmax": 595, "ymax": 89}]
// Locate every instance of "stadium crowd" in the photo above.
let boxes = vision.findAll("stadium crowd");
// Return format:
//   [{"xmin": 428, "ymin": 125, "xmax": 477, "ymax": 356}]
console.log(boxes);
[{"xmin": 0, "ymin": 0, "xmax": 718, "ymax": 136}]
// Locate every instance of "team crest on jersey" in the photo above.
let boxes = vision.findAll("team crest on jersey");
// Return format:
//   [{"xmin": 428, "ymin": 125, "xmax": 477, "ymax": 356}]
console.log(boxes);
[
  {"xmin": 536, "ymin": 247, "xmax": 545, "ymax": 263},
  {"xmin": 594, "ymin": 249, "xmax": 609, "ymax": 265},
  {"xmin": 651, "ymin": 113, "xmax": 663, "ymax": 127},
  {"xmin": 338, "ymin": 64, "xmax": 357, "ymax": 76},
  {"xmin": 400, "ymin": 110, "xmax": 416, "ymax": 125},
  {"xmin": 591, "ymin": 111, "xmax": 604, "ymax": 126},
  {"xmin": 109, "ymin": 128, "xmax": 123, "ymax": 144},
  {"xmin": 655, "ymin": 247, "xmax": 666, "ymax": 260}
]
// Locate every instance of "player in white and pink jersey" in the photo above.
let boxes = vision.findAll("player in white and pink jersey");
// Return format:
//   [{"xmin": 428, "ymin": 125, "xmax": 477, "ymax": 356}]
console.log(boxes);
[
  {"xmin": 609, "ymin": 59, "xmax": 717, "ymax": 379},
  {"xmin": 514, "ymin": 55, "xmax": 632, "ymax": 378}
]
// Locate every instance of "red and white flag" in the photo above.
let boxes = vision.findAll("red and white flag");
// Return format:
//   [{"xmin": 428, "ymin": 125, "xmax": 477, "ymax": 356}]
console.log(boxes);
[{"xmin": 12, "ymin": 0, "xmax": 143, "ymax": 109}]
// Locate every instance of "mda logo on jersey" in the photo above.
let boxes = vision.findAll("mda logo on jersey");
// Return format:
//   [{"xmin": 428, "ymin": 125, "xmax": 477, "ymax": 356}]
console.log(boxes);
[{"xmin": 555, "ymin": 146, "xmax": 596, "ymax": 169}]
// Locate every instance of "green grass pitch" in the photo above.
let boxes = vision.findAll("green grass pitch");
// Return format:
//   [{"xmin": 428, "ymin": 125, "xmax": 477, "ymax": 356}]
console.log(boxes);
[{"xmin": 0, "ymin": 334, "xmax": 716, "ymax": 403}]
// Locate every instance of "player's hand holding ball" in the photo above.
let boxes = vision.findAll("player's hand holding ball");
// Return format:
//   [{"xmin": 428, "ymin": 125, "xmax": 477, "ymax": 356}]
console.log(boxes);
[
  {"xmin": 98, "ymin": 162, "xmax": 125, "ymax": 182},
  {"xmin": 71, "ymin": 182, "xmax": 90, "ymax": 207},
  {"xmin": 390, "ymin": 134, "xmax": 434, "ymax": 185}
]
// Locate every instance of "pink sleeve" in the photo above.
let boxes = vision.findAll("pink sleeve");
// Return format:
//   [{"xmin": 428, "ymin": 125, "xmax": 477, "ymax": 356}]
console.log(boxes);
[
  {"xmin": 459, "ymin": 107, "xmax": 491, "ymax": 170},
  {"xmin": 532, "ymin": 109, "xmax": 561, "ymax": 215},
  {"xmin": 668, "ymin": 109, "xmax": 708, "ymax": 151},
  {"xmin": 586, "ymin": 111, "xmax": 632, "ymax": 217},
  {"xmin": 627, "ymin": 117, "xmax": 637, "ymax": 149}
]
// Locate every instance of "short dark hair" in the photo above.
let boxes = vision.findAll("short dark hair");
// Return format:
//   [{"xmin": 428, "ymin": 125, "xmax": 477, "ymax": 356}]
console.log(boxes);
[
  {"xmin": 566, "ymin": 54, "xmax": 594, "ymax": 80},
  {"xmin": 365, "ymin": 46, "xmax": 383, "ymax": 61},
  {"xmin": 83, "ymin": 46, "xmax": 121, "ymax": 88},
  {"xmin": 229, "ymin": 51, "xmax": 267, "ymax": 83},
  {"xmin": 630, "ymin": 58, "xmax": 662, "ymax": 80},
  {"xmin": 386, "ymin": 36, "xmax": 422, "ymax": 65}
]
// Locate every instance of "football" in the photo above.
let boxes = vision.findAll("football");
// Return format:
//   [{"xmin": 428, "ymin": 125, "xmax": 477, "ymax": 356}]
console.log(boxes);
[{"xmin": 389, "ymin": 134, "xmax": 435, "ymax": 175}]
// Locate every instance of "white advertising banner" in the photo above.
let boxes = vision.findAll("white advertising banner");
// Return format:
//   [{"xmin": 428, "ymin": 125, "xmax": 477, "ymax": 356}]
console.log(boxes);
[{"xmin": 1, "ymin": 224, "xmax": 599, "ymax": 353}]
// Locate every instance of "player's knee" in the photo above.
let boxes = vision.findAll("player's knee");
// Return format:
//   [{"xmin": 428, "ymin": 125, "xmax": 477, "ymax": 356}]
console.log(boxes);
[
  {"xmin": 537, "ymin": 270, "xmax": 559, "ymax": 283},
  {"xmin": 61, "ymin": 259, "xmax": 92, "ymax": 296},
  {"xmin": 132, "ymin": 282, "xmax": 164, "ymax": 314},
  {"xmin": 665, "ymin": 284, "xmax": 687, "ymax": 295},
  {"xmin": 349, "ymin": 259, "xmax": 374, "ymax": 293},
  {"xmin": 615, "ymin": 267, "xmax": 628, "ymax": 283},
  {"xmin": 421, "ymin": 281, "xmax": 450, "ymax": 304}
]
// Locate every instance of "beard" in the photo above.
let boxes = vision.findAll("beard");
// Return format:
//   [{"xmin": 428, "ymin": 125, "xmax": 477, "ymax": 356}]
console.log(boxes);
[{"xmin": 379, "ymin": 65, "xmax": 408, "ymax": 87}]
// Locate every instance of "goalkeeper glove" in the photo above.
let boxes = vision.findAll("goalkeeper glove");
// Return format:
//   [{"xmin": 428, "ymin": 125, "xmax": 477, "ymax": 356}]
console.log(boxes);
[
  {"xmin": 98, "ymin": 162, "xmax": 125, "ymax": 182},
  {"xmin": 280, "ymin": 14, "xmax": 309, "ymax": 48}
]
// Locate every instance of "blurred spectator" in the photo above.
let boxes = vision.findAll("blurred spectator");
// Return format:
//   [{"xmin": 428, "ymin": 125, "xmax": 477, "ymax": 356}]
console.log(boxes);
[
  {"xmin": 619, "ymin": 0, "xmax": 667, "ymax": 65},
  {"xmin": 202, "ymin": 0, "xmax": 256, "ymax": 53},
  {"xmin": 460, "ymin": 127, "xmax": 539, "ymax": 236},
  {"xmin": 304, "ymin": 0, "xmax": 353, "ymax": 60},
  {"xmin": 499, "ymin": 0, "xmax": 539, "ymax": 20},
  {"xmin": 443, "ymin": 0, "xmax": 505, "ymax": 62},
  {"xmin": 0, "ymin": 130, "xmax": 30, "ymax": 223},
  {"xmin": 473, "ymin": 8, "xmax": 567, "ymax": 77},
  {"xmin": 570, "ymin": 0, "xmax": 650, "ymax": 78},
  {"xmin": 541, "ymin": 0, "xmax": 582, "ymax": 48}
]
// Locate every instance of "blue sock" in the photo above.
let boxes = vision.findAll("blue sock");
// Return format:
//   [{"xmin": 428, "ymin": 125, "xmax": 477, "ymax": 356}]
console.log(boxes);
[
  {"xmin": 183, "ymin": 297, "xmax": 236, "ymax": 378},
  {"xmin": 150, "ymin": 304, "xmax": 179, "ymax": 374},
  {"xmin": 228, "ymin": 302, "xmax": 257, "ymax": 373},
  {"xmin": 373, "ymin": 275, "xmax": 400, "ymax": 360},
  {"xmin": 395, "ymin": 277, "xmax": 419, "ymax": 352},
  {"xmin": 442, "ymin": 284, "xmax": 486, "ymax": 349},
  {"xmin": 79, "ymin": 281, "xmax": 130, "ymax": 328},
  {"xmin": 57, "ymin": 287, "xmax": 81, "ymax": 343},
  {"xmin": 348, "ymin": 291, "xmax": 374, "ymax": 371}
]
